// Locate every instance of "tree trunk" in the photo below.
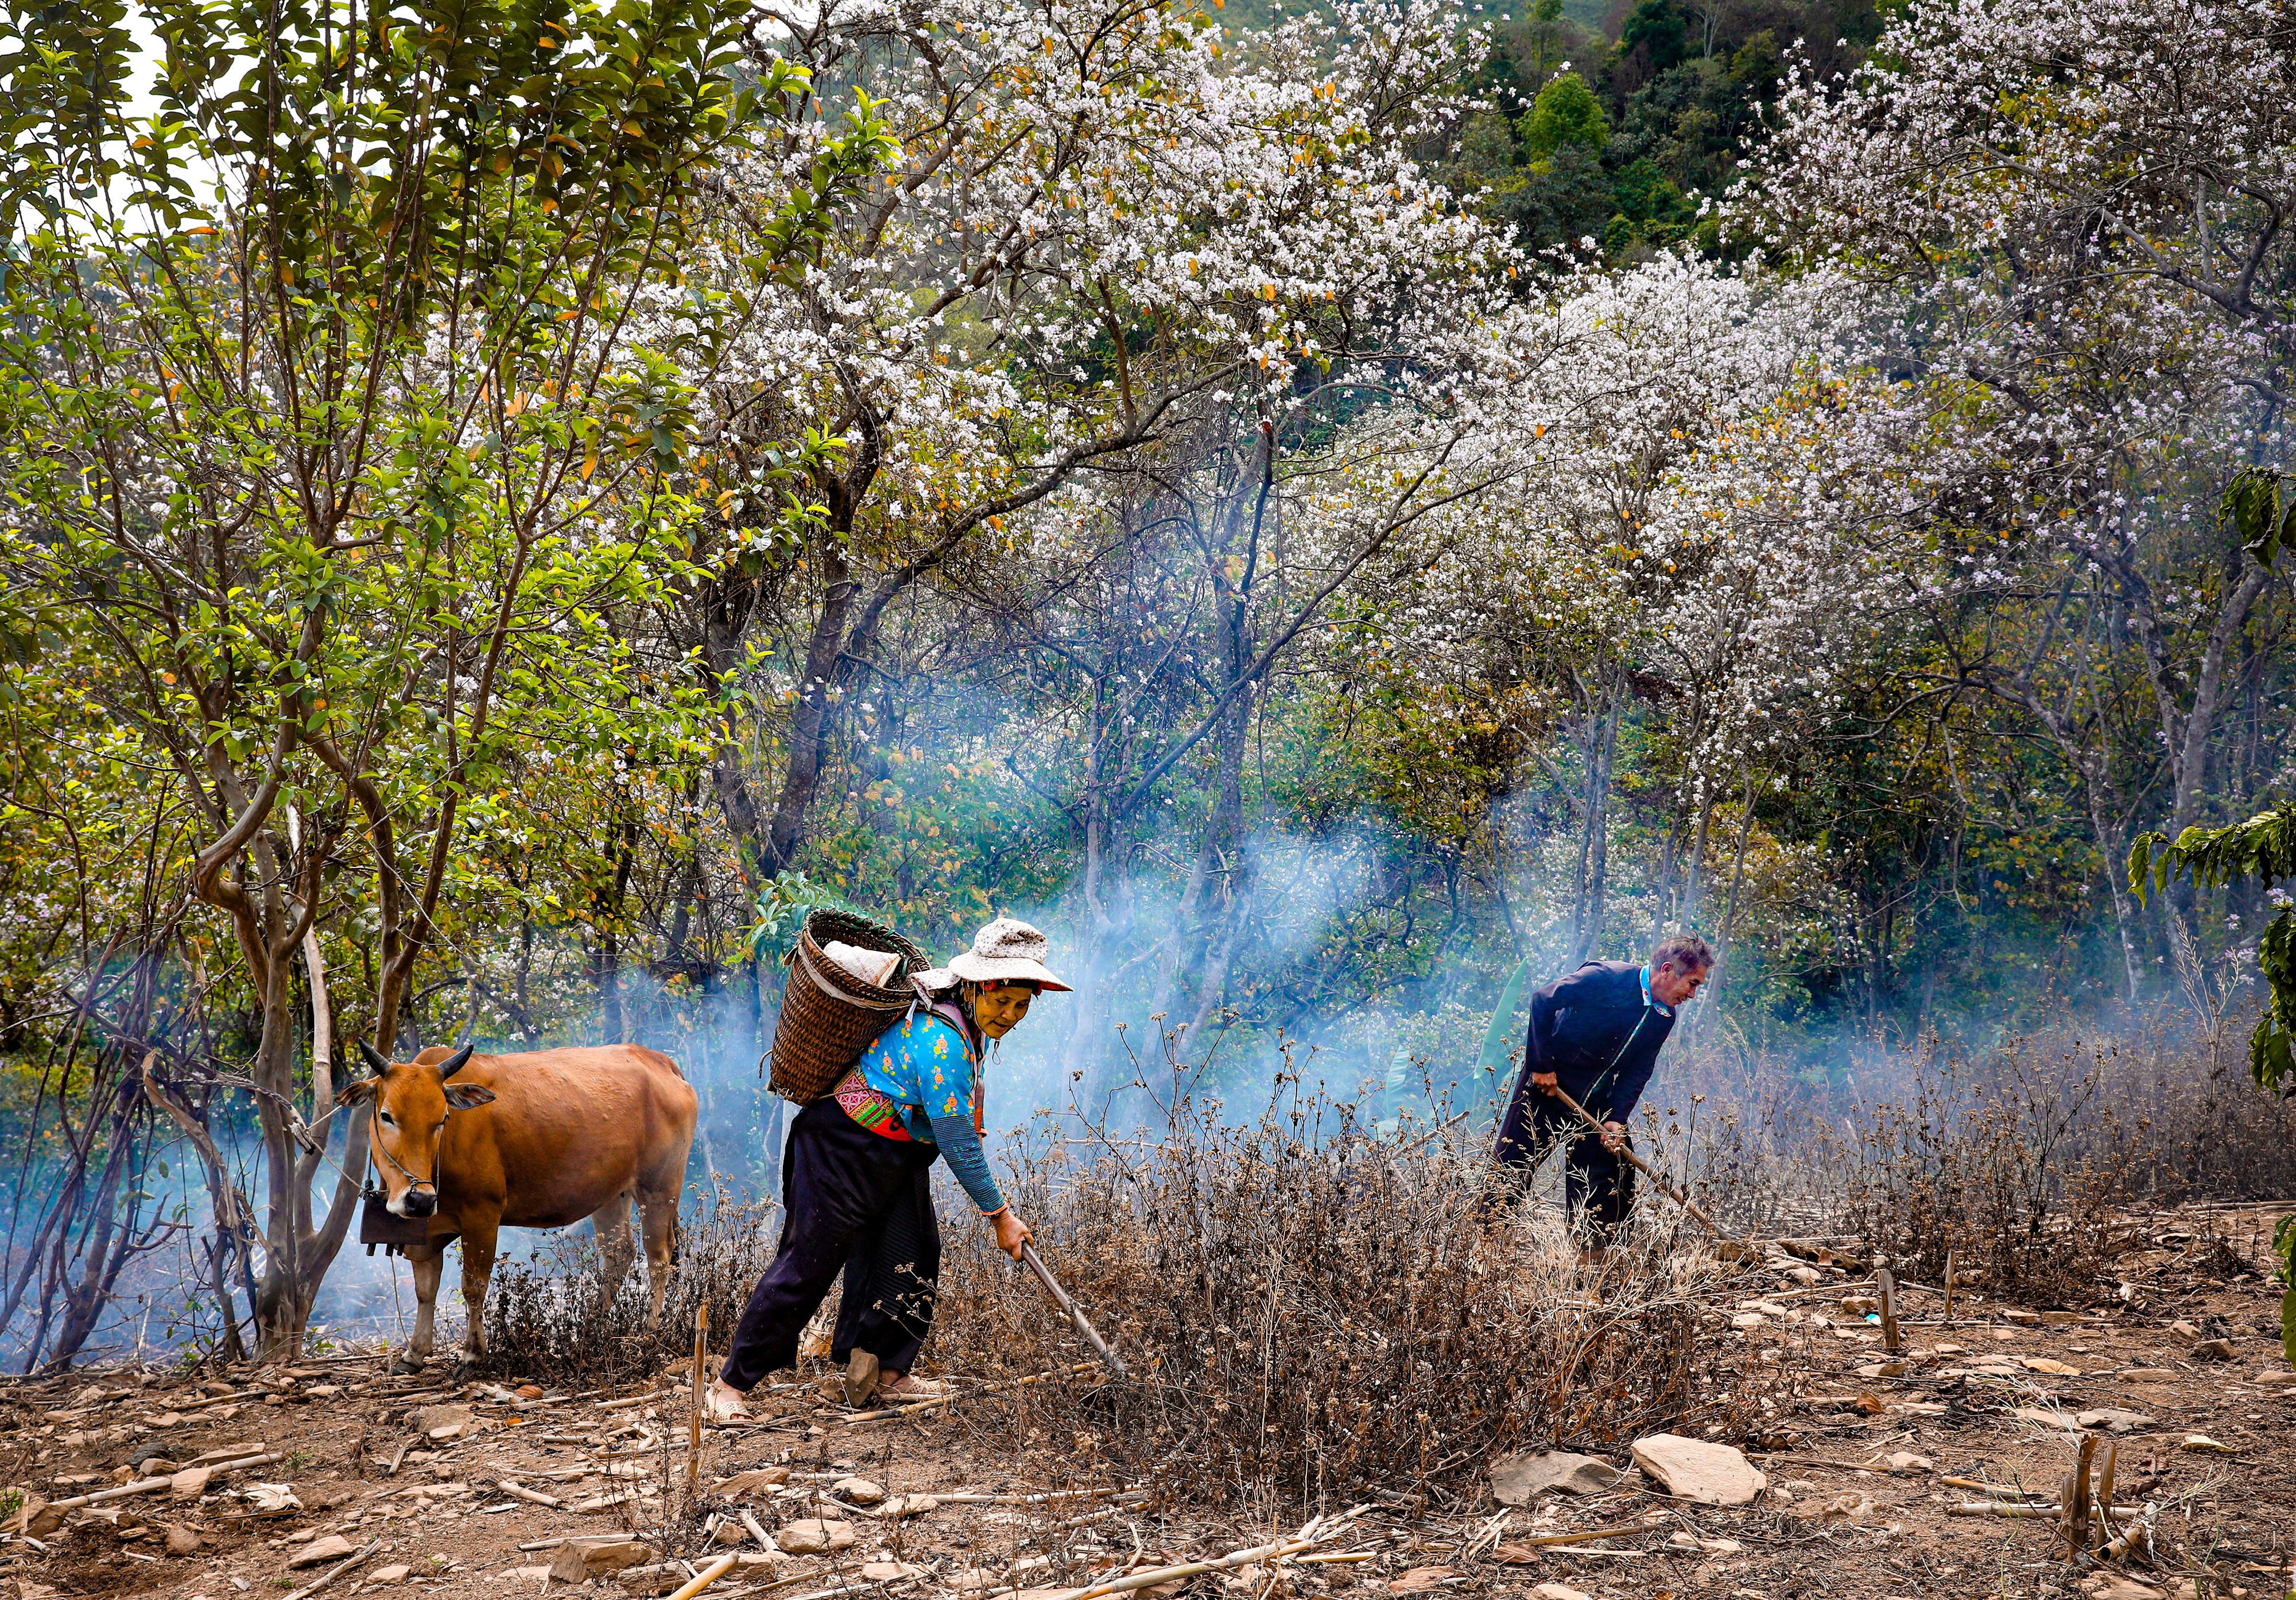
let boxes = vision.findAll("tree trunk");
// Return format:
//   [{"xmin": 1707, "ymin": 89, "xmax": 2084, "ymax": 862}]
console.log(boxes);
[
  {"xmin": 1568, "ymin": 680, "xmax": 1622, "ymax": 967},
  {"xmin": 36, "ymin": 1074, "xmax": 135, "ymax": 1370},
  {"xmin": 1681, "ymin": 785, "xmax": 1717, "ymax": 931},
  {"xmin": 248, "ymin": 899, "xmax": 373, "ymax": 1362},
  {"xmin": 1704, "ymin": 768, "xmax": 1760, "ymax": 1039}
]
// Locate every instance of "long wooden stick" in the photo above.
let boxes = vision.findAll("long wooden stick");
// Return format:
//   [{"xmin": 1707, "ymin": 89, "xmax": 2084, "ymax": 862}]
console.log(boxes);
[
  {"xmin": 688, "ymin": 1301, "xmax": 708, "ymax": 1494},
  {"xmin": 1543, "ymin": 1083, "xmax": 1731, "ymax": 1239},
  {"xmin": 1020, "ymin": 1244, "xmax": 1127, "ymax": 1378}
]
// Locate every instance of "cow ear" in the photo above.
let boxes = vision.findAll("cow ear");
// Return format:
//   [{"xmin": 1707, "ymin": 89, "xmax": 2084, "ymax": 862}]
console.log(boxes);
[
  {"xmin": 436, "ymin": 1044, "xmax": 476, "ymax": 1079},
  {"xmin": 340, "ymin": 1077, "xmax": 379, "ymax": 1106},
  {"xmin": 442, "ymin": 1083, "xmax": 496, "ymax": 1111},
  {"xmin": 358, "ymin": 1039, "xmax": 391, "ymax": 1076}
]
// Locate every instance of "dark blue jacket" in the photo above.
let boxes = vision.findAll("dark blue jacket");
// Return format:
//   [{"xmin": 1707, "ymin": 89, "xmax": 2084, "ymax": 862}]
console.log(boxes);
[{"xmin": 1521, "ymin": 960, "xmax": 1676, "ymax": 1124}]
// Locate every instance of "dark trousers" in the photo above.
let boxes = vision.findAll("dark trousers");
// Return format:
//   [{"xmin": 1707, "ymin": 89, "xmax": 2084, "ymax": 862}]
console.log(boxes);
[
  {"xmin": 1490, "ymin": 1082, "xmax": 1636, "ymax": 1246},
  {"xmin": 720, "ymin": 1098, "xmax": 942, "ymax": 1392}
]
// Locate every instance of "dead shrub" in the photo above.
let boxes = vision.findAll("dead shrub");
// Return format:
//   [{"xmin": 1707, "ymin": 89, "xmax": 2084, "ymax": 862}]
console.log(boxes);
[
  {"xmin": 478, "ymin": 1198, "xmax": 780, "ymax": 1385},
  {"xmin": 1840, "ymin": 1038, "xmax": 2143, "ymax": 1304},
  {"xmin": 932, "ymin": 1055, "xmax": 1760, "ymax": 1506}
]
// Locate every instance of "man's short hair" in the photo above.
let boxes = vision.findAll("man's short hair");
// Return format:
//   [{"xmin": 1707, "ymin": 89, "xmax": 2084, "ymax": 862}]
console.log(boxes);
[{"xmin": 1653, "ymin": 931, "xmax": 1715, "ymax": 973}]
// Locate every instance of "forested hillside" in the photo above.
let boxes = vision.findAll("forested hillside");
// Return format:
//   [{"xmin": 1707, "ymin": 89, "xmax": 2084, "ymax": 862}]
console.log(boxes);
[{"xmin": 2, "ymin": 0, "xmax": 2292, "ymax": 1367}]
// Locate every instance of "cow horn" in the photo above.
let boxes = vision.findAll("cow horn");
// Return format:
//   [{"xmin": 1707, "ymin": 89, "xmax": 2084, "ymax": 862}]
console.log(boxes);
[
  {"xmin": 437, "ymin": 1043, "xmax": 476, "ymax": 1079},
  {"xmin": 358, "ymin": 1039, "xmax": 391, "ymax": 1076}
]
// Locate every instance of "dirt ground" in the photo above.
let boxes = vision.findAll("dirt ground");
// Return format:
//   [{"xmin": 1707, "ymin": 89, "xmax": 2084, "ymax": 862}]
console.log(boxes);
[{"xmin": 1, "ymin": 1202, "xmax": 2289, "ymax": 1600}]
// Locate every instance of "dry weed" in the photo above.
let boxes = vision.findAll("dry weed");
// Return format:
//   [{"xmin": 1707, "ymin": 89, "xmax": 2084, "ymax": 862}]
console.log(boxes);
[
  {"xmin": 933, "ymin": 1053, "xmax": 1761, "ymax": 1506},
  {"xmin": 1839, "ymin": 1039, "xmax": 2144, "ymax": 1303},
  {"xmin": 479, "ymin": 1198, "xmax": 780, "ymax": 1385}
]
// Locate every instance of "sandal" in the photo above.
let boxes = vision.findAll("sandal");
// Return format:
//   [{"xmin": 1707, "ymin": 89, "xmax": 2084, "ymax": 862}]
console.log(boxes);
[
  {"xmin": 703, "ymin": 1381, "xmax": 753, "ymax": 1423},
  {"xmin": 876, "ymin": 1373, "xmax": 950, "ymax": 1401}
]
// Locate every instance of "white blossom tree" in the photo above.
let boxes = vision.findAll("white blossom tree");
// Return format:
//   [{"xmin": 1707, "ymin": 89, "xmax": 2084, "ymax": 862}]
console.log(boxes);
[{"xmin": 1733, "ymin": 0, "xmax": 2296, "ymax": 996}]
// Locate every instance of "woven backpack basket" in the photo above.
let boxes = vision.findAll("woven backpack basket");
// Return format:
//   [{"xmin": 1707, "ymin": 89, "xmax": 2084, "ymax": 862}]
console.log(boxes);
[{"xmin": 767, "ymin": 908, "xmax": 930, "ymax": 1103}]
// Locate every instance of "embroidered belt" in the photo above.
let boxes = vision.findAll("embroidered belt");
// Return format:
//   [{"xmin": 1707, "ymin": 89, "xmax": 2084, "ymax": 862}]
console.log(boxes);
[{"xmin": 832, "ymin": 1066, "xmax": 915, "ymax": 1141}]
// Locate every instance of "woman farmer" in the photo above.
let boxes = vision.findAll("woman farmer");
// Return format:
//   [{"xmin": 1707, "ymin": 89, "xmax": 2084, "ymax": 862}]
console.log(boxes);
[{"xmin": 705, "ymin": 917, "xmax": 1067, "ymax": 1419}]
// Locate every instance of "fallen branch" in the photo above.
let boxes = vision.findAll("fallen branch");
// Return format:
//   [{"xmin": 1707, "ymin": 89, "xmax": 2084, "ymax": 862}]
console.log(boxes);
[
  {"xmin": 163, "ymin": 1388, "xmax": 265, "ymax": 1413},
  {"xmin": 1941, "ymin": 1478, "xmax": 2049, "ymax": 1498},
  {"xmin": 282, "ymin": 1537, "xmax": 381, "ymax": 1600},
  {"xmin": 1753, "ymin": 1453, "xmax": 1890, "ymax": 1474},
  {"xmin": 21, "ymin": 1475, "xmax": 172, "ymax": 1514},
  {"xmin": 1948, "ymin": 1502, "xmax": 2062, "ymax": 1518},
  {"xmin": 931, "ymin": 1485, "xmax": 1138, "ymax": 1506},
  {"xmin": 1045, "ymin": 1506, "xmax": 1368, "ymax": 1600},
  {"xmin": 1504, "ymin": 1518, "xmax": 1667, "ymax": 1550},
  {"xmin": 495, "ymin": 1479, "xmax": 563, "ymax": 1509}
]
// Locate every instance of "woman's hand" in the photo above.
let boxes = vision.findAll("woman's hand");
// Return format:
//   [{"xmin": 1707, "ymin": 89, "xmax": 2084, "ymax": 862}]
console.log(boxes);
[
  {"xmin": 991, "ymin": 1208, "xmax": 1033, "ymax": 1260},
  {"xmin": 1599, "ymin": 1120, "xmax": 1629, "ymax": 1153}
]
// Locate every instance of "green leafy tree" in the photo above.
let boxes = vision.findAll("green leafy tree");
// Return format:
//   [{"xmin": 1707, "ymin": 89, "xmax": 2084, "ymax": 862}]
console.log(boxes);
[
  {"xmin": 0, "ymin": 0, "xmax": 889, "ymax": 1357},
  {"xmin": 1618, "ymin": 0, "xmax": 1689, "ymax": 75},
  {"xmin": 1521, "ymin": 71, "xmax": 1611, "ymax": 164},
  {"xmin": 2131, "ymin": 468, "xmax": 2296, "ymax": 1097}
]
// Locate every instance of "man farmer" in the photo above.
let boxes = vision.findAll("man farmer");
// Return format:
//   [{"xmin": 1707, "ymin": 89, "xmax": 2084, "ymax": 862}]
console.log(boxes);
[{"xmin": 1490, "ymin": 932, "xmax": 1715, "ymax": 1254}]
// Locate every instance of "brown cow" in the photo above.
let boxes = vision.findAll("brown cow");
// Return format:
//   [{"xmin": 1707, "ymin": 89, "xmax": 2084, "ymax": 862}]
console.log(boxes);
[{"xmin": 346, "ymin": 1039, "xmax": 698, "ymax": 1369}]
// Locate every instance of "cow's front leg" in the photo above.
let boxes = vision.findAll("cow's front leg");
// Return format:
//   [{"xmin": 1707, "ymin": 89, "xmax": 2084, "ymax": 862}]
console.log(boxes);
[
  {"xmin": 459, "ymin": 1222, "xmax": 499, "ymax": 1362},
  {"xmin": 399, "ymin": 1249, "xmax": 445, "ymax": 1373}
]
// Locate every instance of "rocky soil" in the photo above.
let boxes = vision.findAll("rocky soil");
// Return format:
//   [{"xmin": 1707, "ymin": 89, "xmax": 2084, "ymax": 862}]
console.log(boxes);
[{"xmin": 0, "ymin": 1203, "xmax": 2289, "ymax": 1600}]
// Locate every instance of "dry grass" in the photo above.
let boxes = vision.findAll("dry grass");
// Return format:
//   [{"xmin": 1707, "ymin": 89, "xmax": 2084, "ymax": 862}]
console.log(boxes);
[
  {"xmin": 479, "ymin": 1198, "xmax": 781, "ymax": 1386},
  {"xmin": 1659, "ymin": 1012, "xmax": 2296, "ymax": 1306},
  {"xmin": 932, "ymin": 1052, "xmax": 1762, "ymax": 1509}
]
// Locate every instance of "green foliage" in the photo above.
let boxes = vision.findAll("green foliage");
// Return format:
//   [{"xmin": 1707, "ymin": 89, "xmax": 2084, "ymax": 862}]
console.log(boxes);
[
  {"xmin": 1618, "ymin": 0, "xmax": 1688, "ymax": 73},
  {"xmin": 1457, "ymin": 0, "xmax": 1877, "ymax": 266},
  {"xmin": 2133, "ymin": 805, "xmax": 2296, "ymax": 1094},
  {"xmin": 743, "ymin": 871, "xmax": 856, "ymax": 962},
  {"xmin": 1473, "ymin": 959, "xmax": 1533, "ymax": 1114},
  {"xmin": 2222, "ymin": 464, "xmax": 2296, "ymax": 569},
  {"xmin": 2275, "ymin": 1216, "xmax": 2295, "ymax": 1366},
  {"xmin": 1521, "ymin": 71, "xmax": 1610, "ymax": 161}
]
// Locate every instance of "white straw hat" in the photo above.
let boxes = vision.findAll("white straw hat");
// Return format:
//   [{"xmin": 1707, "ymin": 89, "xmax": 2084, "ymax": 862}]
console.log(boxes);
[{"xmin": 919, "ymin": 917, "xmax": 1072, "ymax": 993}]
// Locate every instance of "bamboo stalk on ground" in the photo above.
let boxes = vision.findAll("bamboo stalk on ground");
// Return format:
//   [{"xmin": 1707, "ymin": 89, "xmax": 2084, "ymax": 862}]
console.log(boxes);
[
  {"xmin": 1942, "ymin": 1477, "xmax": 2050, "ymax": 1498},
  {"xmin": 668, "ymin": 1553, "xmax": 740, "ymax": 1600}
]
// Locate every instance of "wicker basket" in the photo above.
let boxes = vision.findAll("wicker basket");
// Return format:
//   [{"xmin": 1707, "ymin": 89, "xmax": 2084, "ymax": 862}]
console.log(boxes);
[{"xmin": 767, "ymin": 909, "xmax": 930, "ymax": 1103}]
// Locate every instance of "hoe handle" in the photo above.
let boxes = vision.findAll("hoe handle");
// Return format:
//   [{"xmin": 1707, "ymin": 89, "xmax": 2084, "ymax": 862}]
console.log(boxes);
[
  {"xmin": 1544, "ymin": 1082, "xmax": 1730, "ymax": 1241},
  {"xmin": 1021, "ymin": 1242, "xmax": 1128, "ymax": 1380}
]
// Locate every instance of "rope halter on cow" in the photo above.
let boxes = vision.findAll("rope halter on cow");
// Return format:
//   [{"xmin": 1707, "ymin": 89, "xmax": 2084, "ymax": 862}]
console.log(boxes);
[{"xmin": 355, "ymin": 1040, "xmax": 479, "ymax": 1202}]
